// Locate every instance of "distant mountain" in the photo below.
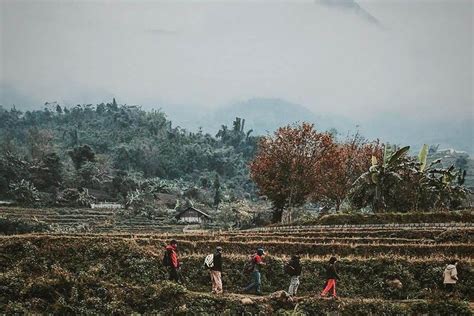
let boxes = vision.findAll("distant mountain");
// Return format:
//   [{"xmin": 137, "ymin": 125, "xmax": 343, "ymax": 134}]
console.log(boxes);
[
  {"xmin": 160, "ymin": 97, "xmax": 473, "ymax": 155},
  {"xmin": 208, "ymin": 98, "xmax": 324, "ymax": 135},
  {"xmin": 163, "ymin": 97, "xmax": 355, "ymax": 136}
]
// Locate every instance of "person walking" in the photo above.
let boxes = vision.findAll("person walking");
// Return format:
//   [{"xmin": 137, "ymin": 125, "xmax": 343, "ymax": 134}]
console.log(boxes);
[
  {"xmin": 164, "ymin": 239, "xmax": 180, "ymax": 283},
  {"xmin": 443, "ymin": 259, "xmax": 459, "ymax": 296},
  {"xmin": 209, "ymin": 246, "xmax": 223, "ymax": 294},
  {"xmin": 244, "ymin": 248, "xmax": 266, "ymax": 295},
  {"xmin": 285, "ymin": 255, "xmax": 302, "ymax": 296},
  {"xmin": 320, "ymin": 256, "xmax": 339, "ymax": 298}
]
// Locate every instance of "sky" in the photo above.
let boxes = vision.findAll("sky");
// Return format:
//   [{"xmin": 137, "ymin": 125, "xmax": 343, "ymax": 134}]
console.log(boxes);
[{"xmin": 0, "ymin": 0, "xmax": 473, "ymax": 149}]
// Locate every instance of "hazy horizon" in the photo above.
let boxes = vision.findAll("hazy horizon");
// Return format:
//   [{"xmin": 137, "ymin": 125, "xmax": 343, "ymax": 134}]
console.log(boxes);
[{"xmin": 1, "ymin": 0, "xmax": 473, "ymax": 152}]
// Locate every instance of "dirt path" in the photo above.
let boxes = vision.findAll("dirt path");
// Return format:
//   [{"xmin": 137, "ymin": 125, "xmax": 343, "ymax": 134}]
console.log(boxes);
[{"xmin": 188, "ymin": 290, "xmax": 474, "ymax": 311}]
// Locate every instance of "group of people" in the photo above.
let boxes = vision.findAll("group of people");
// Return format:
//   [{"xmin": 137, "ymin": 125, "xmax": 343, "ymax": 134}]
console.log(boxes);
[{"xmin": 163, "ymin": 240, "xmax": 460, "ymax": 297}]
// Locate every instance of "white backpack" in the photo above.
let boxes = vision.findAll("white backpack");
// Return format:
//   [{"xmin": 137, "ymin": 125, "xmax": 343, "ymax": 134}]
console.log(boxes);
[{"xmin": 204, "ymin": 254, "xmax": 214, "ymax": 268}]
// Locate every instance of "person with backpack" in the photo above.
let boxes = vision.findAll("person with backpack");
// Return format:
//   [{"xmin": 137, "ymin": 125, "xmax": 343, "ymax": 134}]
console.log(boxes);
[
  {"xmin": 443, "ymin": 259, "xmax": 459, "ymax": 296},
  {"xmin": 204, "ymin": 246, "xmax": 223, "ymax": 294},
  {"xmin": 164, "ymin": 239, "xmax": 180, "ymax": 283},
  {"xmin": 320, "ymin": 256, "xmax": 339, "ymax": 298},
  {"xmin": 243, "ymin": 248, "xmax": 266, "ymax": 295},
  {"xmin": 285, "ymin": 255, "xmax": 302, "ymax": 296}
]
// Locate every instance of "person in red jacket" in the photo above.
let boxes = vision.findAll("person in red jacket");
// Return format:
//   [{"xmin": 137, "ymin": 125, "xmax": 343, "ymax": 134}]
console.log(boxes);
[{"xmin": 166, "ymin": 239, "xmax": 180, "ymax": 282}]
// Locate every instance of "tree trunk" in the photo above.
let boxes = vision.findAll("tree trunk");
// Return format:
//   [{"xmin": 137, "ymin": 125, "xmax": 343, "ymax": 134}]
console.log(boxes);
[
  {"xmin": 272, "ymin": 208, "xmax": 284, "ymax": 223},
  {"xmin": 373, "ymin": 182, "xmax": 382, "ymax": 213},
  {"xmin": 281, "ymin": 207, "xmax": 292, "ymax": 224}
]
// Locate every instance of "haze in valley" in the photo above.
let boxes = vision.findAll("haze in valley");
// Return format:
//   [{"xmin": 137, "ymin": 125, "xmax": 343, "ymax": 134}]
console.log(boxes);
[{"xmin": 1, "ymin": 0, "xmax": 473, "ymax": 153}]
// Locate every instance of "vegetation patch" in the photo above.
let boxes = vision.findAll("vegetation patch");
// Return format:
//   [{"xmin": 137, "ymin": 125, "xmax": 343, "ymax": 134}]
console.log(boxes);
[{"xmin": 289, "ymin": 209, "xmax": 474, "ymax": 226}]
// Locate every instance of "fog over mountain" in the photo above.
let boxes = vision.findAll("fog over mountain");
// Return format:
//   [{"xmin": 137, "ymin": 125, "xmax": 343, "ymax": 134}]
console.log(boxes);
[
  {"xmin": 1, "ymin": 0, "xmax": 472, "ymax": 153},
  {"xmin": 159, "ymin": 98, "xmax": 473, "ymax": 154}
]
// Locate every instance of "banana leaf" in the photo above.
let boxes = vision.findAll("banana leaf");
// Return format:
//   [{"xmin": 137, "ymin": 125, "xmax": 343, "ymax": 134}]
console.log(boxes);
[
  {"xmin": 387, "ymin": 146, "xmax": 410, "ymax": 166},
  {"xmin": 383, "ymin": 144, "xmax": 391, "ymax": 165},
  {"xmin": 418, "ymin": 144, "xmax": 428, "ymax": 172},
  {"xmin": 371, "ymin": 155, "xmax": 378, "ymax": 166},
  {"xmin": 428, "ymin": 158, "xmax": 442, "ymax": 168}
]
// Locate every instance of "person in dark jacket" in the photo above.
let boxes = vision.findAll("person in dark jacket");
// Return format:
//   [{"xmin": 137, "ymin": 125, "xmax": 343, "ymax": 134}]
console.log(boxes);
[
  {"xmin": 166, "ymin": 239, "xmax": 180, "ymax": 283},
  {"xmin": 210, "ymin": 246, "xmax": 223, "ymax": 294},
  {"xmin": 320, "ymin": 256, "xmax": 339, "ymax": 298},
  {"xmin": 286, "ymin": 255, "xmax": 302, "ymax": 296}
]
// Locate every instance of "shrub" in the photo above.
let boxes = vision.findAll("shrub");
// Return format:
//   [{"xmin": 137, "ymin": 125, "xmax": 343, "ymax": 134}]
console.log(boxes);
[{"xmin": 0, "ymin": 217, "xmax": 50, "ymax": 235}]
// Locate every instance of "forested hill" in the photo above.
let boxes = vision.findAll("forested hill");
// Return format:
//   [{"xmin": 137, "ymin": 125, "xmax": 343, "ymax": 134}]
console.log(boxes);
[
  {"xmin": 1, "ymin": 101, "xmax": 472, "ymax": 209},
  {"xmin": 0, "ymin": 101, "xmax": 259, "ymax": 203}
]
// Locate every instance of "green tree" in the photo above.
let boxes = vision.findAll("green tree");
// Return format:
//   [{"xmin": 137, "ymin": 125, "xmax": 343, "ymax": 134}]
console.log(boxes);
[
  {"xmin": 213, "ymin": 174, "xmax": 222, "ymax": 210},
  {"xmin": 68, "ymin": 145, "xmax": 96, "ymax": 170}
]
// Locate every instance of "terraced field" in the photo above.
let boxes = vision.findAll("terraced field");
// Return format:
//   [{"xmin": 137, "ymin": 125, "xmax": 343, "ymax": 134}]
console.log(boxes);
[
  {"xmin": 1, "ymin": 209, "xmax": 473, "ymax": 314},
  {"xmin": 0, "ymin": 207, "xmax": 180, "ymax": 233}
]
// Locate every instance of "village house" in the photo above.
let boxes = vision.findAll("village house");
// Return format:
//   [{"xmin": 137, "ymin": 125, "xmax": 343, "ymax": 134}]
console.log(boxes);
[{"xmin": 175, "ymin": 207, "xmax": 211, "ymax": 224}]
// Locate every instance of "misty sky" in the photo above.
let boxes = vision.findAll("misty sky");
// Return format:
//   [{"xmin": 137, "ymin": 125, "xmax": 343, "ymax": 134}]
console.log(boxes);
[{"xmin": 1, "ymin": 0, "xmax": 473, "ymax": 123}]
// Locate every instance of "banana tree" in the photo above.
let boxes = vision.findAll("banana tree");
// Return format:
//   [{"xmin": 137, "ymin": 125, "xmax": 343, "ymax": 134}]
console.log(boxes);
[
  {"xmin": 350, "ymin": 145, "xmax": 410, "ymax": 213},
  {"xmin": 425, "ymin": 165, "xmax": 469, "ymax": 209},
  {"xmin": 413, "ymin": 144, "xmax": 432, "ymax": 210}
]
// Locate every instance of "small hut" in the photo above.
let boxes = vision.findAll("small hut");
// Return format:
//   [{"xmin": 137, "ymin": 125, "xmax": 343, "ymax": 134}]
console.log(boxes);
[{"xmin": 175, "ymin": 207, "xmax": 211, "ymax": 224}]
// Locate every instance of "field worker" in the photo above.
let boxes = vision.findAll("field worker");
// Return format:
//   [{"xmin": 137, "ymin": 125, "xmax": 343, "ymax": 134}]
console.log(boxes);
[
  {"xmin": 210, "ymin": 246, "xmax": 223, "ymax": 294},
  {"xmin": 443, "ymin": 259, "xmax": 459, "ymax": 295},
  {"xmin": 244, "ymin": 248, "xmax": 266, "ymax": 295},
  {"xmin": 320, "ymin": 256, "xmax": 340, "ymax": 298},
  {"xmin": 285, "ymin": 255, "xmax": 302, "ymax": 296},
  {"xmin": 164, "ymin": 239, "xmax": 180, "ymax": 283}
]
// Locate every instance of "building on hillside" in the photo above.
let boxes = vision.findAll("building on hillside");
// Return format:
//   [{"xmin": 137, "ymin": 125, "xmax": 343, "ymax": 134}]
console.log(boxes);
[
  {"xmin": 90, "ymin": 202, "xmax": 123, "ymax": 209},
  {"xmin": 175, "ymin": 207, "xmax": 211, "ymax": 224}
]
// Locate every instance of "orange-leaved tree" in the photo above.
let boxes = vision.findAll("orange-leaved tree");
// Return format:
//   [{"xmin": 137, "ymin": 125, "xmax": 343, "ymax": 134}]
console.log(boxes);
[
  {"xmin": 314, "ymin": 134, "xmax": 383, "ymax": 211},
  {"xmin": 249, "ymin": 123, "xmax": 335, "ymax": 223}
]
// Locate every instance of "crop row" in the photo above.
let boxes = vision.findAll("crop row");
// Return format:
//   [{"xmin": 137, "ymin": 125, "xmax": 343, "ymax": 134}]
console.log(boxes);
[
  {"xmin": 179, "ymin": 240, "xmax": 473, "ymax": 258},
  {"xmin": 141, "ymin": 233, "xmax": 471, "ymax": 244},
  {"xmin": 37, "ymin": 226, "xmax": 474, "ymax": 241},
  {"xmin": 3, "ymin": 234, "xmax": 473, "ymax": 258},
  {"xmin": 38, "ymin": 231, "xmax": 473, "ymax": 244},
  {"xmin": 281, "ymin": 209, "xmax": 474, "ymax": 226},
  {"xmin": 226, "ymin": 228, "xmax": 473, "ymax": 240}
]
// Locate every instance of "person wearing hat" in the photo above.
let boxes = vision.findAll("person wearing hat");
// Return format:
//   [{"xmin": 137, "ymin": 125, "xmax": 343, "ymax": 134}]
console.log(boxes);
[
  {"xmin": 244, "ymin": 248, "xmax": 266, "ymax": 295},
  {"xmin": 210, "ymin": 246, "xmax": 223, "ymax": 294},
  {"xmin": 165, "ymin": 239, "xmax": 180, "ymax": 282}
]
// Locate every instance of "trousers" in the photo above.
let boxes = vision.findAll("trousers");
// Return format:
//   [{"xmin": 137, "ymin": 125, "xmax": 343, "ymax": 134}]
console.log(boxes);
[
  {"xmin": 321, "ymin": 279, "xmax": 337, "ymax": 297},
  {"xmin": 210, "ymin": 270, "xmax": 223, "ymax": 294},
  {"xmin": 288, "ymin": 276, "xmax": 300, "ymax": 296},
  {"xmin": 244, "ymin": 271, "xmax": 262, "ymax": 294}
]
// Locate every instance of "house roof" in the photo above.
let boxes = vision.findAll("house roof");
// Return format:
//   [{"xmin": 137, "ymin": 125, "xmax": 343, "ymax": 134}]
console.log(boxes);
[{"xmin": 175, "ymin": 207, "xmax": 211, "ymax": 219}]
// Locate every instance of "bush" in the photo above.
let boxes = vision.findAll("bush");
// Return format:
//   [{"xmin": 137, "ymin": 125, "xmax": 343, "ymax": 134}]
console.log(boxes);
[{"xmin": 0, "ymin": 217, "xmax": 50, "ymax": 235}]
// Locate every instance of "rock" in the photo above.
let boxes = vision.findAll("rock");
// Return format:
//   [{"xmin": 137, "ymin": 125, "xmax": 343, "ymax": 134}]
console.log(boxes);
[
  {"xmin": 269, "ymin": 290, "xmax": 294, "ymax": 303},
  {"xmin": 241, "ymin": 298, "xmax": 254, "ymax": 305},
  {"xmin": 269, "ymin": 290, "xmax": 289, "ymax": 299},
  {"xmin": 386, "ymin": 278, "xmax": 403, "ymax": 289}
]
